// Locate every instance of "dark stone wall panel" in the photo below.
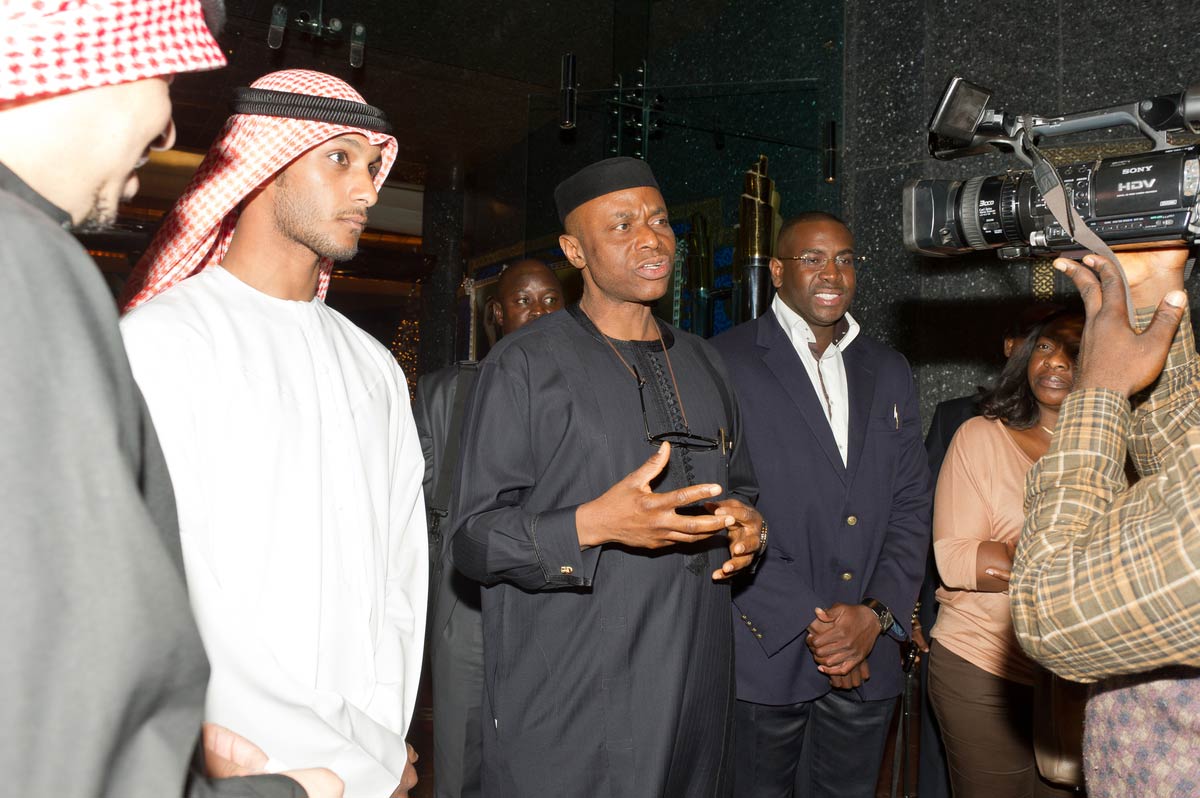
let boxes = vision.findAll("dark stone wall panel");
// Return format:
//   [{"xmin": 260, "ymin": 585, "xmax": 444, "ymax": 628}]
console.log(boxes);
[
  {"xmin": 1059, "ymin": 1, "xmax": 1200, "ymax": 109},
  {"xmin": 841, "ymin": 0, "xmax": 926, "ymax": 173},
  {"xmin": 921, "ymin": 0, "xmax": 1061, "ymax": 115}
]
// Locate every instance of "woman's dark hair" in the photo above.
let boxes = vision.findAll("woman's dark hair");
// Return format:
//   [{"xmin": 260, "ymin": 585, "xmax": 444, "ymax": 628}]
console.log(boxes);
[{"xmin": 978, "ymin": 310, "xmax": 1079, "ymax": 429}]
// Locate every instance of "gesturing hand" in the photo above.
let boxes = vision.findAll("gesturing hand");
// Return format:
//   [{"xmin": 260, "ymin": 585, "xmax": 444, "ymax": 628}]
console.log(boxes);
[
  {"xmin": 706, "ymin": 498, "xmax": 764, "ymax": 580},
  {"xmin": 576, "ymin": 441, "xmax": 735, "ymax": 550},
  {"xmin": 1054, "ymin": 253, "xmax": 1187, "ymax": 398},
  {"xmin": 806, "ymin": 604, "xmax": 880, "ymax": 676}
]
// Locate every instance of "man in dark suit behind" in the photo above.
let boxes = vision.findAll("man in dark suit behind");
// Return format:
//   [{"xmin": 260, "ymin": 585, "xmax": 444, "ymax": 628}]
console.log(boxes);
[
  {"xmin": 413, "ymin": 259, "xmax": 563, "ymax": 798},
  {"xmin": 712, "ymin": 212, "xmax": 932, "ymax": 797}
]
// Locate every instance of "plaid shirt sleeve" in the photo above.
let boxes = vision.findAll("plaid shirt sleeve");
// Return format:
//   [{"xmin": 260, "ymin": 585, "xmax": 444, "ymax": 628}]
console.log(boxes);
[
  {"xmin": 1129, "ymin": 308, "xmax": 1200, "ymax": 472},
  {"xmin": 1011, "ymin": 309, "xmax": 1200, "ymax": 683}
]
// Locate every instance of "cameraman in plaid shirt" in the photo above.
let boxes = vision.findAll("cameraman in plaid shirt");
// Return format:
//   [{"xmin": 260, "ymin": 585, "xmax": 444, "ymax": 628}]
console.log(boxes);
[{"xmin": 1010, "ymin": 246, "xmax": 1199, "ymax": 797}]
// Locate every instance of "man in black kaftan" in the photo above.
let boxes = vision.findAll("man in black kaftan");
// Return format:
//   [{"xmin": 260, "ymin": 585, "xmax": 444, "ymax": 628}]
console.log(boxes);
[{"xmin": 452, "ymin": 157, "xmax": 763, "ymax": 797}]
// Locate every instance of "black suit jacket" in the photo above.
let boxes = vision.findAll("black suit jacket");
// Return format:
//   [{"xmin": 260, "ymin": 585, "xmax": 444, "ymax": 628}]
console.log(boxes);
[
  {"xmin": 414, "ymin": 362, "xmax": 481, "ymax": 636},
  {"xmin": 925, "ymin": 394, "xmax": 981, "ymax": 482}
]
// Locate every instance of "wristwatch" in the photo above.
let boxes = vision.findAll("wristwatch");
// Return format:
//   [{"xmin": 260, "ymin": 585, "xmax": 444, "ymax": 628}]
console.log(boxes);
[{"xmin": 861, "ymin": 598, "xmax": 894, "ymax": 636}]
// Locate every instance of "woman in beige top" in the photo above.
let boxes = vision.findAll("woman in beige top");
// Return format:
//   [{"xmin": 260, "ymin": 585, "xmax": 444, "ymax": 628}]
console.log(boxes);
[{"xmin": 927, "ymin": 311, "xmax": 1083, "ymax": 798}]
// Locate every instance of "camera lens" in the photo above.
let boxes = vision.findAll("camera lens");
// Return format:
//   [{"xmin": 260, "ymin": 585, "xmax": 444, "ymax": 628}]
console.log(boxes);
[
  {"xmin": 904, "ymin": 172, "xmax": 1033, "ymax": 256},
  {"xmin": 958, "ymin": 174, "xmax": 1022, "ymax": 250},
  {"xmin": 958, "ymin": 176, "xmax": 990, "ymax": 249}
]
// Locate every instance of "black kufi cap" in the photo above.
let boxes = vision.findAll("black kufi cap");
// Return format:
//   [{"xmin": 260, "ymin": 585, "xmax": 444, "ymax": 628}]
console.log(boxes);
[{"xmin": 554, "ymin": 157, "xmax": 660, "ymax": 225}]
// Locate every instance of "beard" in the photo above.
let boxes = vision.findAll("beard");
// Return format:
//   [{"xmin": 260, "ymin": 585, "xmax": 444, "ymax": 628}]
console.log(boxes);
[
  {"xmin": 272, "ymin": 179, "xmax": 362, "ymax": 262},
  {"xmin": 72, "ymin": 188, "xmax": 118, "ymax": 233}
]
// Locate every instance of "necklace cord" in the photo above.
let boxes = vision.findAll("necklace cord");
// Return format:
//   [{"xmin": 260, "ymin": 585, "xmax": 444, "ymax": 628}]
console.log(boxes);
[{"xmin": 595, "ymin": 317, "xmax": 690, "ymax": 431}]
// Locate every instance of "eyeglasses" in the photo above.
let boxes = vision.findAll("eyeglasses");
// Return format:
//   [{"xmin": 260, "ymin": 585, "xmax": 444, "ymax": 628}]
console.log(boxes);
[
  {"xmin": 777, "ymin": 253, "xmax": 861, "ymax": 270},
  {"xmin": 632, "ymin": 370, "xmax": 720, "ymax": 452}
]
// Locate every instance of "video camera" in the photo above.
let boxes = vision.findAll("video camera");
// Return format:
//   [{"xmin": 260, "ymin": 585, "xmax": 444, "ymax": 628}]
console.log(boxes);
[{"xmin": 903, "ymin": 77, "xmax": 1200, "ymax": 259}]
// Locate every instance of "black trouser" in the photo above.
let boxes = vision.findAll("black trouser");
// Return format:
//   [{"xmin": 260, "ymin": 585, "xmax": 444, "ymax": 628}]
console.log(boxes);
[
  {"xmin": 733, "ymin": 690, "xmax": 895, "ymax": 798},
  {"xmin": 431, "ymin": 569, "xmax": 483, "ymax": 798}
]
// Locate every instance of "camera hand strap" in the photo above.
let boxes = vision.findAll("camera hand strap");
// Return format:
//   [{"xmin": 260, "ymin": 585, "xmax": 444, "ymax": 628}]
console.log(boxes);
[{"xmin": 1024, "ymin": 135, "xmax": 1138, "ymax": 325}]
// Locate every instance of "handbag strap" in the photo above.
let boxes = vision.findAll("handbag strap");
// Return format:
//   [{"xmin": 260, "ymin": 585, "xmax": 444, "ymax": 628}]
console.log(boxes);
[{"xmin": 890, "ymin": 666, "xmax": 916, "ymax": 798}]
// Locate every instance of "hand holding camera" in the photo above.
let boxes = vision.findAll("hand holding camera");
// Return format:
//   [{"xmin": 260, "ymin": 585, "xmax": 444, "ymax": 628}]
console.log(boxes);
[{"xmin": 1055, "ymin": 251, "xmax": 1188, "ymax": 398}]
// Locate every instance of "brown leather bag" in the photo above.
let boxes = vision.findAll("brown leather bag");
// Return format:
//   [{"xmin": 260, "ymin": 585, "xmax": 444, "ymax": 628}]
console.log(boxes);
[{"xmin": 1032, "ymin": 667, "xmax": 1089, "ymax": 788}]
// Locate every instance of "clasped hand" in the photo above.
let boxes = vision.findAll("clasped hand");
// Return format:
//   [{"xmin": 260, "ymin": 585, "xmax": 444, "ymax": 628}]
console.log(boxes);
[
  {"xmin": 576, "ymin": 441, "xmax": 764, "ymax": 579},
  {"xmin": 806, "ymin": 604, "xmax": 880, "ymax": 685}
]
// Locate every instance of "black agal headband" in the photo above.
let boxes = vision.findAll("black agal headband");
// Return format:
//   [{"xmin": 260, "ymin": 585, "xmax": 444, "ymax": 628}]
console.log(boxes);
[{"xmin": 231, "ymin": 87, "xmax": 392, "ymax": 134}]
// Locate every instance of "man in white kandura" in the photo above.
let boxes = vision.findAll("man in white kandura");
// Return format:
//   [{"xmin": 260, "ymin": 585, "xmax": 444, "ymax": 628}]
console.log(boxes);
[{"xmin": 119, "ymin": 69, "xmax": 427, "ymax": 798}]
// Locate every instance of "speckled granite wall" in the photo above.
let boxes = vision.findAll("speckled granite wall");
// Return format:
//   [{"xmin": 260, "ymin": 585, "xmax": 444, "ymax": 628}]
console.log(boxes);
[{"xmin": 841, "ymin": 0, "xmax": 1200, "ymax": 430}]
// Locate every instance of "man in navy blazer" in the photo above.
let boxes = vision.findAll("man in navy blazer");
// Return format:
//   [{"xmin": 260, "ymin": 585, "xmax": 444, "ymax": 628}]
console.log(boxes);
[{"xmin": 712, "ymin": 212, "xmax": 931, "ymax": 797}]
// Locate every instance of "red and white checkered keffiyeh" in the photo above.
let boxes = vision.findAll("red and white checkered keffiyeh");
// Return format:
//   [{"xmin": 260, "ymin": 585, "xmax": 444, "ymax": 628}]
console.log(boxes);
[
  {"xmin": 121, "ymin": 69, "xmax": 398, "ymax": 312},
  {"xmin": 1, "ymin": 0, "xmax": 226, "ymax": 105}
]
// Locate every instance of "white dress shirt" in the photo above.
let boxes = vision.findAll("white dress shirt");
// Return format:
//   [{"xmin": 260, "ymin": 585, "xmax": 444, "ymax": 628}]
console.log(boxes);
[{"xmin": 771, "ymin": 292, "xmax": 860, "ymax": 466}]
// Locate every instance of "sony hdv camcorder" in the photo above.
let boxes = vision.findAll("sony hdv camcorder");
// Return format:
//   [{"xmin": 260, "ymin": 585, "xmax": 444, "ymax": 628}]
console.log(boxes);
[{"xmin": 903, "ymin": 77, "xmax": 1200, "ymax": 259}]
